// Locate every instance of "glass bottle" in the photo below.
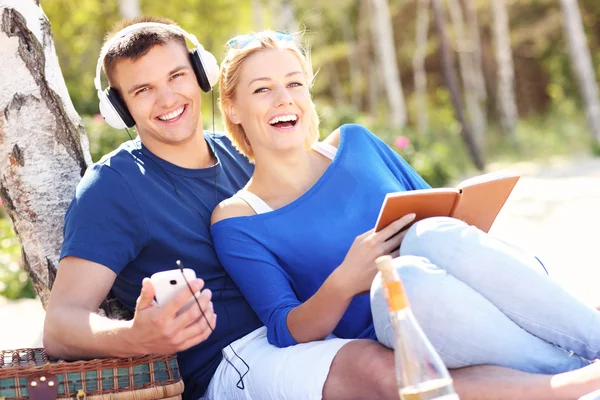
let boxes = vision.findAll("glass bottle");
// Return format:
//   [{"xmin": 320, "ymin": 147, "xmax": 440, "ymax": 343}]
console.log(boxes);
[{"xmin": 376, "ymin": 255, "xmax": 460, "ymax": 400}]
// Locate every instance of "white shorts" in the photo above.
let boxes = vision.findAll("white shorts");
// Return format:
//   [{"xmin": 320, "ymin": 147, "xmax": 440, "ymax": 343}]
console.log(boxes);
[{"xmin": 203, "ymin": 327, "xmax": 354, "ymax": 400}]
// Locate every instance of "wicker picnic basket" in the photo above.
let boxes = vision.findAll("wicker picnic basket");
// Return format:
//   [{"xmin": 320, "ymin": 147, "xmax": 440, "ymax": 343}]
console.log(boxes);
[{"xmin": 0, "ymin": 348, "xmax": 184, "ymax": 400}]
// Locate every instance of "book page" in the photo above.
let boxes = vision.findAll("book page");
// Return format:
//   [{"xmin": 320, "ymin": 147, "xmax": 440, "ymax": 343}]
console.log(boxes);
[
  {"xmin": 452, "ymin": 175, "xmax": 519, "ymax": 232},
  {"xmin": 456, "ymin": 169, "xmax": 517, "ymax": 190}
]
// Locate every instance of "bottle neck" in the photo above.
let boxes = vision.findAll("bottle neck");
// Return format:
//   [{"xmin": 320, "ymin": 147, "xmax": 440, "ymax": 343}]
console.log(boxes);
[{"xmin": 384, "ymin": 280, "xmax": 410, "ymax": 312}]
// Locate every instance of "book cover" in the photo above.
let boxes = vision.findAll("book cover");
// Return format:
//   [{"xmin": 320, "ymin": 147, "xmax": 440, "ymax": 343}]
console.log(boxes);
[{"xmin": 374, "ymin": 170, "xmax": 520, "ymax": 233}]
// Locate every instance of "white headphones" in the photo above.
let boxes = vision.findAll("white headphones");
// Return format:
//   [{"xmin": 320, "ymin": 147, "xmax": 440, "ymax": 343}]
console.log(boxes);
[{"xmin": 94, "ymin": 22, "xmax": 220, "ymax": 129}]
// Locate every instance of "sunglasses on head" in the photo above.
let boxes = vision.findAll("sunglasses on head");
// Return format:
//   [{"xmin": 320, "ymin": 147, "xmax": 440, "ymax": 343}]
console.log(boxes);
[{"xmin": 226, "ymin": 31, "xmax": 294, "ymax": 49}]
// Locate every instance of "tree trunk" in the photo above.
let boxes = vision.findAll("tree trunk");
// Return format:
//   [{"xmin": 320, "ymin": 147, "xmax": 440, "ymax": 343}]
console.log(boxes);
[
  {"xmin": 491, "ymin": 0, "xmax": 518, "ymax": 138},
  {"xmin": 251, "ymin": 0, "xmax": 264, "ymax": 31},
  {"xmin": 413, "ymin": 0, "xmax": 431, "ymax": 135},
  {"xmin": 432, "ymin": 0, "xmax": 484, "ymax": 170},
  {"xmin": 117, "ymin": 0, "xmax": 141, "ymax": 20},
  {"xmin": 464, "ymin": 0, "xmax": 487, "ymax": 105},
  {"xmin": 446, "ymin": 0, "xmax": 486, "ymax": 153},
  {"xmin": 314, "ymin": 13, "xmax": 346, "ymax": 107},
  {"xmin": 560, "ymin": 0, "xmax": 600, "ymax": 144},
  {"xmin": 0, "ymin": 1, "xmax": 131, "ymax": 319},
  {"xmin": 341, "ymin": 11, "xmax": 362, "ymax": 110},
  {"xmin": 279, "ymin": 0, "xmax": 297, "ymax": 34},
  {"xmin": 370, "ymin": 0, "xmax": 407, "ymax": 128},
  {"xmin": 358, "ymin": 0, "xmax": 380, "ymax": 119}
]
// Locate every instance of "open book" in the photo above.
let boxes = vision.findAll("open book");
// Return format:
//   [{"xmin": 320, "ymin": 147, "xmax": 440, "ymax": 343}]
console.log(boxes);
[{"xmin": 374, "ymin": 170, "xmax": 520, "ymax": 233}]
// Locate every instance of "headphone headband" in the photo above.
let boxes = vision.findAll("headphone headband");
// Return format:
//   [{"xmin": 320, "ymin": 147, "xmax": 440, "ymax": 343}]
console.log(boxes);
[{"xmin": 94, "ymin": 22, "xmax": 203, "ymax": 91}]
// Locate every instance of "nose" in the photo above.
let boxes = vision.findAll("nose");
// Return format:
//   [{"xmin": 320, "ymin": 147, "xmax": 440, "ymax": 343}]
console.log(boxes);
[
  {"xmin": 274, "ymin": 85, "xmax": 293, "ymax": 107},
  {"xmin": 157, "ymin": 84, "xmax": 177, "ymax": 108}
]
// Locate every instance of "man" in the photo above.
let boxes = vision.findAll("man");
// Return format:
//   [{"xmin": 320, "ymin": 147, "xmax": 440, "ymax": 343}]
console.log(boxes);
[{"xmin": 44, "ymin": 16, "xmax": 600, "ymax": 400}]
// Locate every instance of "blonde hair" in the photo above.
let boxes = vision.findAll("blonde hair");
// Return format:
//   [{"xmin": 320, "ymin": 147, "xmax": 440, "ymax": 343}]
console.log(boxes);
[{"xmin": 218, "ymin": 31, "xmax": 320, "ymax": 161}]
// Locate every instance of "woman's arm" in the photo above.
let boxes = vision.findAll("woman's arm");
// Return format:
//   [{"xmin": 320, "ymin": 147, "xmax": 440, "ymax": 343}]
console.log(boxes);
[{"xmin": 211, "ymin": 202, "xmax": 412, "ymax": 346}]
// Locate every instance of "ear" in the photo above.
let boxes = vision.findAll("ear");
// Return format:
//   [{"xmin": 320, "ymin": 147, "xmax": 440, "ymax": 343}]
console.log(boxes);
[{"xmin": 226, "ymin": 103, "xmax": 241, "ymax": 125}]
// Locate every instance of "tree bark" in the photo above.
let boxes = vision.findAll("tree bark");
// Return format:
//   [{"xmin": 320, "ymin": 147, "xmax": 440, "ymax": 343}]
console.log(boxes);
[
  {"xmin": 413, "ymin": 0, "xmax": 431, "ymax": 135},
  {"xmin": 560, "ymin": 0, "xmax": 600, "ymax": 144},
  {"xmin": 251, "ymin": 0, "xmax": 264, "ymax": 31},
  {"xmin": 0, "ymin": 1, "xmax": 131, "ymax": 319},
  {"xmin": 341, "ymin": 11, "xmax": 362, "ymax": 110},
  {"xmin": 464, "ymin": 0, "xmax": 487, "ymax": 105},
  {"xmin": 358, "ymin": 0, "xmax": 380, "ymax": 119},
  {"xmin": 491, "ymin": 0, "xmax": 518, "ymax": 137},
  {"xmin": 279, "ymin": 0, "xmax": 297, "ymax": 34},
  {"xmin": 446, "ymin": 0, "xmax": 486, "ymax": 153},
  {"xmin": 432, "ymin": 0, "xmax": 484, "ymax": 170},
  {"xmin": 370, "ymin": 0, "xmax": 407, "ymax": 128},
  {"xmin": 117, "ymin": 0, "xmax": 141, "ymax": 20}
]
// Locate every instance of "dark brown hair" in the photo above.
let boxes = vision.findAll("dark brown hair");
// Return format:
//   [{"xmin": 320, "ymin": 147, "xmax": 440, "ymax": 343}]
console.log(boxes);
[{"xmin": 102, "ymin": 16, "xmax": 187, "ymax": 85}]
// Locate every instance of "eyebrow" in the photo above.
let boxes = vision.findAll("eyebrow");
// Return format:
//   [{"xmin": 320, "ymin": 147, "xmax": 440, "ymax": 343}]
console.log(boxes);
[
  {"xmin": 127, "ymin": 65, "xmax": 190, "ymax": 94},
  {"xmin": 248, "ymin": 71, "xmax": 303, "ymax": 87}
]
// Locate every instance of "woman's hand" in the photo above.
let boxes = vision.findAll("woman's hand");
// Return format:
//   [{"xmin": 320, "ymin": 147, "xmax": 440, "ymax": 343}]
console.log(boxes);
[{"xmin": 337, "ymin": 213, "xmax": 416, "ymax": 296}]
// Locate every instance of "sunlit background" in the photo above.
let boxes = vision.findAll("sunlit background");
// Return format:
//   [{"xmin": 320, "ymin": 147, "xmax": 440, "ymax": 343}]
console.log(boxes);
[{"xmin": 1, "ymin": 0, "xmax": 600, "ymax": 349}]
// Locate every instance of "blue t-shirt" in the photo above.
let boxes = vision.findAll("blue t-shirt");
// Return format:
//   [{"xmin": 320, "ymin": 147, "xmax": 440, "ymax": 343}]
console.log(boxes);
[
  {"xmin": 60, "ymin": 132, "xmax": 263, "ymax": 399},
  {"xmin": 211, "ymin": 124, "xmax": 430, "ymax": 348}
]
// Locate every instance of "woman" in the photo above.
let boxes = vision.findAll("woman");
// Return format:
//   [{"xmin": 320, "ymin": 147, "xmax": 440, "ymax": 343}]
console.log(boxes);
[{"xmin": 210, "ymin": 30, "xmax": 600, "ymax": 374}]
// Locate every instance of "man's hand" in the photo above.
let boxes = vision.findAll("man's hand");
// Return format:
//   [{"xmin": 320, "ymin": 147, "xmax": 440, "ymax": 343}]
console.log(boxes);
[
  {"xmin": 44, "ymin": 257, "xmax": 217, "ymax": 360},
  {"xmin": 130, "ymin": 278, "xmax": 217, "ymax": 354}
]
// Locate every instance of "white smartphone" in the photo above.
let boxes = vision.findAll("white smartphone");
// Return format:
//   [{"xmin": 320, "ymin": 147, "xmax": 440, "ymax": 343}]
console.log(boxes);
[{"xmin": 150, "ymin": 268, "xmax": 197, "ymax": 306}]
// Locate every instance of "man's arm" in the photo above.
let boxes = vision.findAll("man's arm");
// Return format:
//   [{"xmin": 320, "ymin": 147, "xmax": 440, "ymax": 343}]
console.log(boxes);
[{"xmin": 43, "ymin": 256, "xmax": 216, "ymax": 360}]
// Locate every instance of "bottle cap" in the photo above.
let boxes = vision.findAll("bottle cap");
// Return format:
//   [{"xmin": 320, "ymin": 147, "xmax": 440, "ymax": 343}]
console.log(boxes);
[{"xmin": 376, "ymin": 256, "xmax": 409, "ymax": 311}]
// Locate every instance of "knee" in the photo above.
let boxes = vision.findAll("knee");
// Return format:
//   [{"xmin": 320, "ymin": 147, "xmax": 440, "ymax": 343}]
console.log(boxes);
[
  {"xmin": 324, "ymin": 340, "xmax": 395, "ymax": 400},
  {"xmin": 353, "ymin": 341, "xmax": 396, "ymax": 398},
  {"xmin": 401, "ymin": 217, "xmax": 474, "ymax": 258},
  {"xmin": 371, "ymin": 256, "xmax": 445, "ymax": 306},
  {"xmin": 371, "ymin": 256, "xmax": 430, "ymax": 293}
]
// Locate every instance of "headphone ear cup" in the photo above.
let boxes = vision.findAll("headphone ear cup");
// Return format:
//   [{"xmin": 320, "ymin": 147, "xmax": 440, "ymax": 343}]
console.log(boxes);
[
  {"xmin": 104, "ymin": 87, "xmax": 136, "ymax": 128},
  {"xmin": 190, "ymin": 48, "xmax": 219, "ymax": 92},
  {"xmin": 98, "ymin": 89, "xmax": 127, "ymax": 130}
]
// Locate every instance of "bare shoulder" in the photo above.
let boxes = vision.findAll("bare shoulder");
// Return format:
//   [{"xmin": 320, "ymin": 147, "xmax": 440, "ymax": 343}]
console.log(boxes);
[
  {"xmin": 322, "ymin": 127, "xmax": 342, "ymax": 148},
  {"xmin": 211, "ymin": 196, "xmax": 256, "ymax": 225}
]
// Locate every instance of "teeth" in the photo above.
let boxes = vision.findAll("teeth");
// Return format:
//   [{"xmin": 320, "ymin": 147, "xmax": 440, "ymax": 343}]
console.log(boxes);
[
  {"xmin": 269, "ymin": 114, "xmax": 297, "ymax": 125},
  {"xmin": 158, "ymin": 106, "xmax": 185, "ymax": 121}
]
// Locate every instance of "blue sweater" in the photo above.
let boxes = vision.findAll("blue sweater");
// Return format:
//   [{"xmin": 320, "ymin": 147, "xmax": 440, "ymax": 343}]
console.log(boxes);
[
  {"xmin": 211, "ymin": 124, "xmax": 430, "ymax": 347},
  {"xmin": 60, "ymin": 133, "xmax": 262, "ymax": 399}
]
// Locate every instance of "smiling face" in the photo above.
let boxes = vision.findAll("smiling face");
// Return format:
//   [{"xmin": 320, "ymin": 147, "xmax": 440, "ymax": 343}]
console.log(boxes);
[
  {"xmin": 225, "ymin": 48, "xmax": 313, "ymax": 159},
  {"xmin": 111, "ymin": 39, "xmax": 203, "ymax": 151}
]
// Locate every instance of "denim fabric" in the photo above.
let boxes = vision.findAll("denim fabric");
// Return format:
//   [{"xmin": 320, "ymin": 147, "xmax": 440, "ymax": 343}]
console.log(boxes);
[{"xmin": 370, "ymin": 217, "xmax": 599, "ymax": 374}]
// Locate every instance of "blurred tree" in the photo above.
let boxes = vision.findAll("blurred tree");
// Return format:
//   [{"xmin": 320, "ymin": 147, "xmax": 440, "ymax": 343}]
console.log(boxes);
[
  {"xmin": 117, "ymin": 0, "xmax": 141, "ymax": 19},
  {"xmin": 447, "ymin": 0, "xmax": 486, "ymax": 153},
  {"xmin": 340, "ymin": 9, "xmax": 363, "ymax": 110},
  {"xmin": 413, "ymin": 0, "xmax": 431, "ymax": 134},
  {"xmin": 464, "ymin": 0, "xmax": 487, "ymax": 106},
  {"xmin": 432, "ymin": 0, "xmax": 484, "ymax": 170},
  {"xmin": 491, "ymin": 0, "xmax": 518, "ymax": 137},
  {"xmin": 251, "ymin": 0, "xmax": 265, "ymax": 31},
  {"xmin": 370, "ymin": 0, "xmax": 407, "ymax": 128},
  {"xmin": 275, "ymin": 0, "xmax": 297, "ymax": 34},
  {"xmin": 560, "ymin": 0, "xmax": 600, "ymax": 145}
]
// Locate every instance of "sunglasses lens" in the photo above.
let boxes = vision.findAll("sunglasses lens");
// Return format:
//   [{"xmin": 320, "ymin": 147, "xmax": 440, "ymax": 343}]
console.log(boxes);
[
  {"xmin": 226, "ymin": 36, "xmax": 248, "ymax": 49},
  {"xmin": 227, "ymin": 31, "xmax": 293, "ymax": 49}
]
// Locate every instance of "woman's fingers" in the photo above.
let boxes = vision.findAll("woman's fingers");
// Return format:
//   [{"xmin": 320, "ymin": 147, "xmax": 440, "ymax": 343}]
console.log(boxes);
[{"xmin": 377, "ymin": 213, "xmax": 416, "ymax": 242}]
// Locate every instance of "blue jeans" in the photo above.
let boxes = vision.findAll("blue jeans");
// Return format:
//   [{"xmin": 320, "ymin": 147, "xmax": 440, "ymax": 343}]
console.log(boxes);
[{"xmin": 370, "ymin": 217, "xmax": 599, "ymax": 374}]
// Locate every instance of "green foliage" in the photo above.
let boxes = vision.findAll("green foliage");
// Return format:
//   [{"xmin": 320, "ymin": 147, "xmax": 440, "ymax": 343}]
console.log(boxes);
[
  {"xmin": 0, "ymin": 208, "xmax": 35, "ymax": 300},
  {"xmin": 83, "ymin": 115, "xmax": 129, "ymax": 162}
]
